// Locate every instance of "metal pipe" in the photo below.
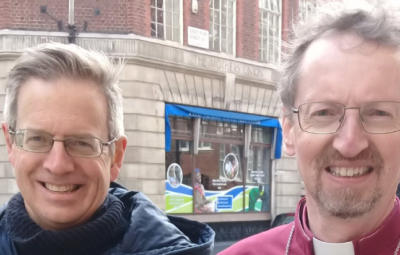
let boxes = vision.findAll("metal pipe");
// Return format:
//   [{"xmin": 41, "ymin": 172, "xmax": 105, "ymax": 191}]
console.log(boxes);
[{"xmin": 68, "ymin": 0, "xmax": 75, "ymax": 25}]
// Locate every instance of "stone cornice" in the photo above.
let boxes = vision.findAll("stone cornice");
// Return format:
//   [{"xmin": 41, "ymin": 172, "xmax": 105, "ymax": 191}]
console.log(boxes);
[{"xmin": 0, "ymin": 30, "xmax": 278, "ymax": 84}]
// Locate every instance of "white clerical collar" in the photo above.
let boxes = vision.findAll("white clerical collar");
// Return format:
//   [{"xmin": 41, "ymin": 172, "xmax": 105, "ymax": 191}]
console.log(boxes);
[{"xmin": 313, "ymin": 237, "xmax": 355, "ymax": 255}]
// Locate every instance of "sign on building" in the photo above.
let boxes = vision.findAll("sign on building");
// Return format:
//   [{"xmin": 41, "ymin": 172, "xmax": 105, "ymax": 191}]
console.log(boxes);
[{"xmin": 188, "ymin": 26, "xmax": 209, "ymax": 49}]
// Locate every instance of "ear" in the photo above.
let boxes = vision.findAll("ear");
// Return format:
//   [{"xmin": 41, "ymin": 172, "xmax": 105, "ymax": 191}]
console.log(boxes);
[
  {"xmin": 110, "ymin": 135, "xmax": 127, "ymax": 182},
  {"xmin": 282, "ymin": 109, "xmax": 296, "ymax": 156},
  {"xmin": 2, "ymin": 122, "xmax": 15, "ymax": 164}
]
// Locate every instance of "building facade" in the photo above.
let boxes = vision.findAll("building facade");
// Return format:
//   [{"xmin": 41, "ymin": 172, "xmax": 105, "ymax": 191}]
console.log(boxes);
[{"xmin": 0, "ymin": 0, "xmax": 313, "ymax": 243}]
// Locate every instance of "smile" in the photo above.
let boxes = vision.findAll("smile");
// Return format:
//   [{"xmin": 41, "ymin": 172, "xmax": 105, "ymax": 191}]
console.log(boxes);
[
  {"xmin": 43, "ymin": 183, "xmax": 80, "ymax": 193},
  {"xmin": 328, "ymin": 167, "xmax": 373, "ymax": 177}
]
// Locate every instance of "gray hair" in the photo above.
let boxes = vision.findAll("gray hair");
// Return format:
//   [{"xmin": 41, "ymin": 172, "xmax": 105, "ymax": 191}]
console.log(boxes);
[
  {"xmin": 278, "ymin": 0, "xmax": 400, "ymax": 118},
  {"xmin": 4, "ymin": 43, "xmax": 124, "ymax": 150}
]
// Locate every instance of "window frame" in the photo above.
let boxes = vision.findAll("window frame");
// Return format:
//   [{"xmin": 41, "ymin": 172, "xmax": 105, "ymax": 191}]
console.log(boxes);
[
  {"xmin": 299, "ymin": 0, "xmax": 317, "ymax": 22},
  {"xmin": 258, "ymin": 0, "xmax": 282, "ymax": 64},
  {"xmin": 167, "ymin": 115, "xmax": 274, "ymax": 214},
  {"xmin": 209, "ymin": 0, "xmax": 237, "ymax": 56},
  {"xmin": 151, "ymin": 0, "xmax": 183, "ymax": 44}
]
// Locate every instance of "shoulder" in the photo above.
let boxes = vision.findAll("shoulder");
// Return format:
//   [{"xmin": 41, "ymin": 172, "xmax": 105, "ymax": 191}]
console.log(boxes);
[
  {"xmin": 108, "ymin": 182, "xmax": 215, "ymax": 255},
  {"xmin": 218, "ymin": 223, "xmax": 293, "ymax": 255}
]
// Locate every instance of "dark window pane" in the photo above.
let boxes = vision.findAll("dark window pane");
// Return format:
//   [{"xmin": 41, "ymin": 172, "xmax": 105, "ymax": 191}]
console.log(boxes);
[
  {"xmin": 157, "ymin": 24, "xmax": 164, "ymax": 38},
  {"xmin": 245, "ymin": 147, "xmax": 271, "ymax": 212},
  {"xmin": 165, "ymin": 140, "xmax": 194, "ymax": 214},
  {"xmin": 151, "ymin": 23, "xmax": 157, "ymax": 37},
  {"xmin": 157, "ymin": 9, "xmax": 164, "ymax": 23},
  {"xmin": 194, "ymin": 143, "xmax": 245, "ymax": 213}
]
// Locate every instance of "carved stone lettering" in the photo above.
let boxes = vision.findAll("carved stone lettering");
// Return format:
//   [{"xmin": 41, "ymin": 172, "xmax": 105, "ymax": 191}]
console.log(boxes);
[{"xmin": 193, "ymin": 54, "xmax": 264, "ymax": 78}]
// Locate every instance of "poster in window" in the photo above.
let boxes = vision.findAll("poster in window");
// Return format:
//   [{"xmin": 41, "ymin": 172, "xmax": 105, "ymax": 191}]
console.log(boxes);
[
  {"xmin": 167, "ymin": 163, "xmax": 183, "ymax": 188},
  {"xmin": 246, "ymin": 184, "xmax": 270, "ymax": 212},
  {"xmin": 193, "ymin": 143, "xmax": 245, "ymax": 213},
  {"xmin": 223, "ymin": 153, "xmax": 239, "ymax": 181},
  {"xmin": 165, "ymin": 163, "xmax": 193, "ymax": 214}
]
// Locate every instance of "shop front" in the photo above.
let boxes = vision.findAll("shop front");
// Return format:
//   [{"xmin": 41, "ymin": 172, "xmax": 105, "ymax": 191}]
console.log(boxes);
[{"xmin": 164, "ymin": 104, "xmax": 282, "ymax": 240}]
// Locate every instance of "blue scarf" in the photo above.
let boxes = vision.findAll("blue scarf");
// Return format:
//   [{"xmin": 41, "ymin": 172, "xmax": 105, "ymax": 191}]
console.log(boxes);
[{"xmin": 5, "ymin": 193, "xmax": 130, "ymax": 255}]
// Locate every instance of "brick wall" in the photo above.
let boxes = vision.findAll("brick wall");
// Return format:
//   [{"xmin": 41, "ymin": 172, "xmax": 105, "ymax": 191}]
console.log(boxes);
[
  {"xmin": 0, "ymin": 0, "xmax": 298, "ymax": 62},
  {"xmin": 0, "ymin": 0, "xmax": 12, "ymax": 30},
  {"xmin": 282, "ymin": 0, "xmax": 298, "ymax": 42},
  {"xmin": 236, "ymin": 0, "xmax": 259, "ymax": 61},
  {"xmin": 183, "ymin": 0, "xmax": 209, "ymax": 46},
  {"xmin": 129, "ymin": 0, "xmax": 151, "ymax": 36},
  {"xmin": 0, "ymin": 0, "xmax": 151, "ymax": 34}
]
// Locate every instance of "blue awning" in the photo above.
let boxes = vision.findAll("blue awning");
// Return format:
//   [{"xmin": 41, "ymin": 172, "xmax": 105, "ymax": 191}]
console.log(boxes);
[{"xmin": 165, "ymin": 104, "xmax": 282, "ymax": 159}]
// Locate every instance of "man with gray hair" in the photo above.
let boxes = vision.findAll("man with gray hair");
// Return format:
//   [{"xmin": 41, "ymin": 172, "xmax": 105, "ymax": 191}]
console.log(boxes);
[
  {"xmin": 0, "ymin": 43, "xmax": 214, "ymax": 255},
  {"xmin": 220, "ymin": 0, "xmax": 400, "ymax": 254}
]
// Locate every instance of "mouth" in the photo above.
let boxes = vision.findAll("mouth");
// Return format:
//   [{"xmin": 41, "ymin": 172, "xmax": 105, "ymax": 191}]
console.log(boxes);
[
  {"xmin": 327, "ymin": 166, "xmax": 373, "ymax": 177},
  {"xmin": 41, "ymin": 182, "xmax": 81, "ymax": 193}
]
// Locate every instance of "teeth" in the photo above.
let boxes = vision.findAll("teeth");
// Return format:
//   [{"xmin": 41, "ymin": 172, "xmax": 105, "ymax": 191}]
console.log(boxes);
[
  {"xmin": 329, "ymin": 167, "xmax": 370, "ymax": 177},
  {"xmin": 45, "ymin": 183, "xmax": 78, "ymax": 192}
]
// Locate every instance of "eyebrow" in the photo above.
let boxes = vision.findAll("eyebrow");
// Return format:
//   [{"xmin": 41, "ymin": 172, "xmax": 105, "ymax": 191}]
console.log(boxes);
[{"xmin": 20, "ymin": 128, "xmax": 100, "ymax": 139}]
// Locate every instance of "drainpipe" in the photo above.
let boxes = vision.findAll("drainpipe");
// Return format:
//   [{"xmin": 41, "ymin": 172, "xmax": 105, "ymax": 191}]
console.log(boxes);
[{"xmin": 68, "ymin": 0, "xmax": 76, "ymax": 43}]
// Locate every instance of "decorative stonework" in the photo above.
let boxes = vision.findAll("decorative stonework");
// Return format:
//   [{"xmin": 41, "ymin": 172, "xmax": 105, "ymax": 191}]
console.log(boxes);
[{"xmin": 0, "ymin": 32, "xmax": 278, "ymax": 84}]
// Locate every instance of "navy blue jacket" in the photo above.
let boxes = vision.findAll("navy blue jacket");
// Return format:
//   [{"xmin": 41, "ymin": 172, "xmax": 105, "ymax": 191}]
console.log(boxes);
[{"xmin": 0, "ymin": 182, "xmax": 215, "ymax": 255}]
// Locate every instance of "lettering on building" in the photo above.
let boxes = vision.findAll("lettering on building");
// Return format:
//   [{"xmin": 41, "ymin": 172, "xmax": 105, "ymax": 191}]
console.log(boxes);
[{"xmin": 194, "ymin": 55, "xmax": 264, "ymax": 78}]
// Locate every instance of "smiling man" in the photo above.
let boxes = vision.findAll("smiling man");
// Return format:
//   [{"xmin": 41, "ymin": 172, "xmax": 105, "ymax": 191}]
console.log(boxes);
[
  {"xmin": 0, "ymin": 43, "xmax": 214, "ymax": 255},
  {"xmin": 219, "ymin": 1, "xmax": 400, "ymax": 255}
]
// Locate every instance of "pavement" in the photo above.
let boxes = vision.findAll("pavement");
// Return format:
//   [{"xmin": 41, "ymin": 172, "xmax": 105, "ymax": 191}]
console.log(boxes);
[{"xmin": 212, "ymin": 242, "xmax": 236, "ymax": 255}]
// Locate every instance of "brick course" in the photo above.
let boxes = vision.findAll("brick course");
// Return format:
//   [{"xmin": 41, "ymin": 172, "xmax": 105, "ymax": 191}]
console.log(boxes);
[
  {"xmin": 183, "ymin": 0, "xmax": 209, "ymax": 46},
  {"xmin": 236, "ymin": 0, "xmax": 259, "ymax": 61},
  {"xmin": 0, "ymin": 0, "xmax": 151, "ymax": 34},
  {"xmin": 0, "ymin": 0, "xmax": 296, "ymax": 62}
]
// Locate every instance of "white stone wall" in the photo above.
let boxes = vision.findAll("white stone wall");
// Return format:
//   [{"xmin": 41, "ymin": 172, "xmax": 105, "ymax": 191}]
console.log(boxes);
[
  {"xmin": 0, "ymin": 61, "xmax": 18, "ymax": 206},
  {"xmin": 0, "ymin": 33, "xmax": 304, "ymax": 218},
  {"xmin": 274, "ymin": 151, "xmax": 302, "ymax": 215}
]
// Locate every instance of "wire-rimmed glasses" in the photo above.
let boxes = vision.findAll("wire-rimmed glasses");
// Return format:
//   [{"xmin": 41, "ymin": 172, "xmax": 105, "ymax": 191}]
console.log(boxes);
[
  {"xmin": 292, "ymin": 101, "xmax": 400, "ymax": 134},
  {"xmin": 9, "ymin": 129, "xmax": 116, "ymax": 158}
]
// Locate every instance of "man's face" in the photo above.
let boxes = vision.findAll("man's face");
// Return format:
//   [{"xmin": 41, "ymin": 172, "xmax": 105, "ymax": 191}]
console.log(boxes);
[
  {"xmin": 283, "ymin": 33, "xmax": 400, "ymax": 219},
  {"xmin": 3, "ymin": 78, "xmax": 126, "ymax": 230}
]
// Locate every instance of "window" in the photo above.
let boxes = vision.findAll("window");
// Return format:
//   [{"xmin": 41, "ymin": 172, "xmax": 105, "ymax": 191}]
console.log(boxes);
[
  {"xmin": 245, "ymin": 127, "xmax": 273, "ymax": 212},
  {"xmin": 259, "ymin": 0, "xmax": 281, "ymax": 64},
  {"xmin": 209, "ymin": 0, "xmax": 236, "ymax": 54},
  {"xmin": 165, "ymin": 113, "xmax": 275, "ymax": 214},
  {"xmin": 151, "ymin": 0, "xmax": 182, "ymax": 43},
  {"xmin": 299, "ymin": 0, "xmax": 317, "ymax": 22}
]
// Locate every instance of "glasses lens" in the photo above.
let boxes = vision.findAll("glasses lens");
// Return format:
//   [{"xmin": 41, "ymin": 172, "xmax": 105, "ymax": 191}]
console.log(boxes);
[
  {"xmin": 16, "ymin": 130, "xmax": 53, "ymax": 152},
  {"xmin": 360, "ymin": 102, "xmax": 400, "ymax": 133},
  {"xmin": 65, "ymin": 137, "xmax": 102, "ymax": 157},
  {"xmin": 298, "ymin": 102, "xmax": 344, "ymax": 133}
]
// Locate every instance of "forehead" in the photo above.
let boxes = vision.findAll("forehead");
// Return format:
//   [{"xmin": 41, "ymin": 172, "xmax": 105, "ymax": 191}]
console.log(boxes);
[
  {"xmin": 296, "ymin": 32, "xmax": 400, "ymax": 105},
  {"xmin": 16, "ymin": 78, "xmax": 109, "ymax": 137}
]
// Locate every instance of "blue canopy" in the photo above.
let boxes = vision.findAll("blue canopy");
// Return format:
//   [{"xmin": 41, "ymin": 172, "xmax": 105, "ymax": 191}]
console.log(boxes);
[{"xmin": 165, "ymin": 104, "xmax": 282, "ymax": 159}]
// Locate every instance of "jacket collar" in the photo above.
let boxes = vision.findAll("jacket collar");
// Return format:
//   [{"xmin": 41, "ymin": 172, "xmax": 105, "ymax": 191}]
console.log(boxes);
[{"xmin": 293, "ymin": 197, "xmax": 400, "ymax": 255}]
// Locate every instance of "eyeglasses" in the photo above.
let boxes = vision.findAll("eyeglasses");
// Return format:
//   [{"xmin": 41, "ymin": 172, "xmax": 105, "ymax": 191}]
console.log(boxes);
[
  {"xmin": 9, "ymin": 129, "xmax": 116, "ymax": 158},
  {"xmin": 292, "ymin": 101, "xmax": 400, "ymax": 134}
]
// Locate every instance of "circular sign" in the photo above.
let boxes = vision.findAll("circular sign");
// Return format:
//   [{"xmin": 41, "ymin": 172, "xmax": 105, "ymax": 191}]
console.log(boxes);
[
  {"xmin": 223, "ymin": 153, "xmax": 239, "ymax": 181},
  {"xmin": 167, "ymin": 163, "xmax": 183, "ymax": 188}
]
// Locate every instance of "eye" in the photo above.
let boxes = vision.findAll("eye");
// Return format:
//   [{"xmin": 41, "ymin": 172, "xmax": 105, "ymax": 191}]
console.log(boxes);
[
  {"xmin": 78, "ymin": 141, "xmax": 91, "ymax": 147},
  {"xmin": 312, "ymin": 109, "xmax": 336, "ymax": 117},
  {"xmin": 32, "ymin": 136, "xmax": 43, "ymax": 141},
  {"xmin": 27, "ymin": 135, "xmax": 48, "ymax": 143},
  {"xmin": 369, "ymin": 110, "xmax": 390, "ymax": 116}
]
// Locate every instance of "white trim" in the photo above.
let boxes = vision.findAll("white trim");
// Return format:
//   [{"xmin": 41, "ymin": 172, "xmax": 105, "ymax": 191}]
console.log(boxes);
[
  {"xmin": 0, "ymin": 29, "xmax": 278, "ymax": 69},
  {"xmin": 179, "ymin": 0, "xmax": 183, "ymax": 44},
  {"xmin": 232, "ymin": 0, "xmax": 237, "ymax": 57}
]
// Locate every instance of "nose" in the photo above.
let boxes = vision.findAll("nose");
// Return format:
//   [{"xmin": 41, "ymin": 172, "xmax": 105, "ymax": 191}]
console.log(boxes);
[
  {"xmin": 332, "ymin": 110, "xmax": 369, "ymax": 158},
  {"xmin": 42, "ymin": 141, "xmax": 75, "ymax": 174}
]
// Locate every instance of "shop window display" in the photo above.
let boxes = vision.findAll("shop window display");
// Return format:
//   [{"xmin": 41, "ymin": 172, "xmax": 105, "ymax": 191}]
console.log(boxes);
[{"xmin": 165, "ymin": 116, "xmax": 273, "ymax": 214}]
